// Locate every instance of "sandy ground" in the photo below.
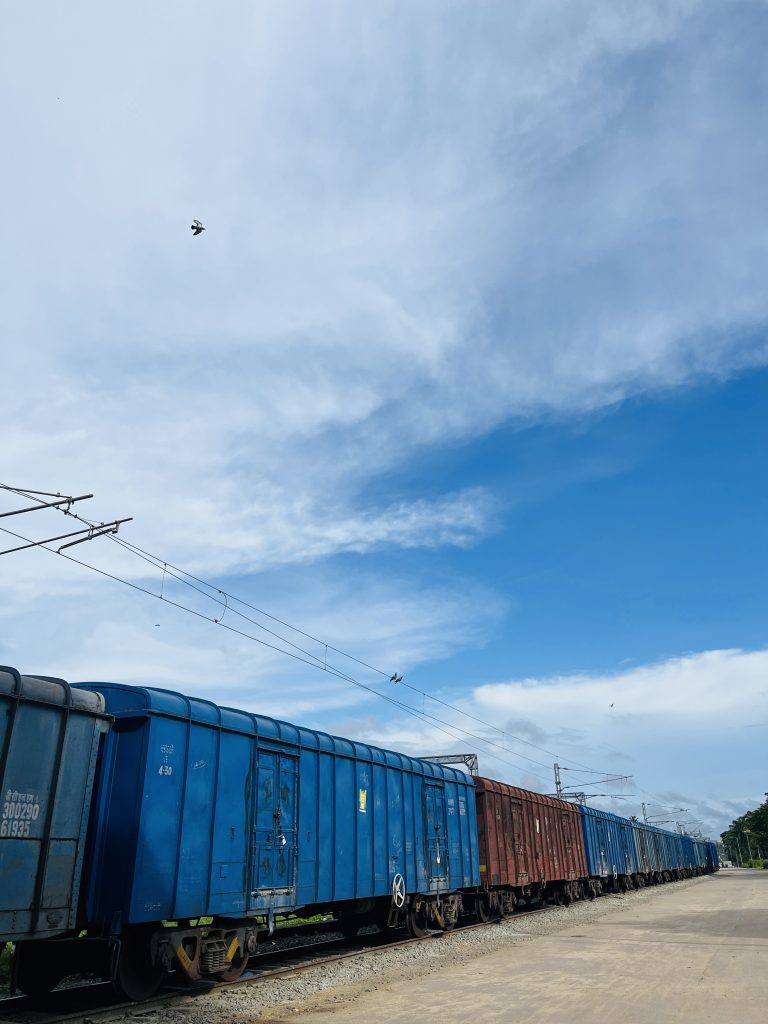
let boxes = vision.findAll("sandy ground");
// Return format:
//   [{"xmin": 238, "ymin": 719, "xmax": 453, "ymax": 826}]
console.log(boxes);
[{"xmin": 253, "ymin": 869, "xmax": 767, "ymax": 1024}]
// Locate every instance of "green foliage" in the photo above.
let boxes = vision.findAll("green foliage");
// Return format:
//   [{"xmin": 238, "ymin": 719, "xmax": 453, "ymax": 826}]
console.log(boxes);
[
  {"xmin": 721, "ymin": 793, "xmax": 768, "ymax": 864},
  {"xmin": 275, "ymin": 913, "xmax": 332, "ymax": 928}
]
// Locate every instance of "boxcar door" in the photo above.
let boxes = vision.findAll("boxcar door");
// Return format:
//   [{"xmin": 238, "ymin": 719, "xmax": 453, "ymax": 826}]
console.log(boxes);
[
  {"xmin": 251, "ymin": 749, "xmax": 298, "ymax": 910},
  {"xmin": 596, "ymin": 817, "xmax": 612, "ymax": 876},
  {"xmin": 560, "ymin": 811, "xmax": 576, "ymax": 879},
  {"xmin": 502, "ymin": 797, "xmax": 526, "ymax": 883},
  {"xmin": 423, "ymin": 783, "xmax": 449, "ymax": 888}
]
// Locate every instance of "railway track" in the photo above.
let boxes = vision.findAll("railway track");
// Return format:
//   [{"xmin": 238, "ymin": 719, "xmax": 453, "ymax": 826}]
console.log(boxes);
[{"xmin": 0, "ymin": 902, "xmax": 584, "ymax": 1024}]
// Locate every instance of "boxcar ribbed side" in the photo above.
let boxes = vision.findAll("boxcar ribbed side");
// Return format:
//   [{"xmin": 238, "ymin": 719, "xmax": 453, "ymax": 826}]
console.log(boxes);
[
  {"xmin": 578, "ymin": 804, "xmax": 639, "ymax": 892},
  {"xmin": 70, "ymin": 681, "xmax": 479, "ymax": 997},
  {"xmin": 473, "ymin": 777, "xmax": 586, "ymax": 910},
  {"xmin": 0, "ymin": 666, "xmax": 109, "ymax": 943}
]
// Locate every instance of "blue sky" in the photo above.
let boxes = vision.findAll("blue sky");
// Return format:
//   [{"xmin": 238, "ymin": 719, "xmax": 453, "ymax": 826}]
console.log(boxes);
[
  {"xmin": 1, "ymin": 1, "xmax": 766, "ymax": 837},
  {"xmin": 405, "ymin": 370, "xmax": 768, "ymax": 676}
]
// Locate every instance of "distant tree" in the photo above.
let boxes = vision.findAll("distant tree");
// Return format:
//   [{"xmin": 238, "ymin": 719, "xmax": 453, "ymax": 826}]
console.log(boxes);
[{"xmin": 721, "ymin": 793, "xmax": 768, "ymax": 864}]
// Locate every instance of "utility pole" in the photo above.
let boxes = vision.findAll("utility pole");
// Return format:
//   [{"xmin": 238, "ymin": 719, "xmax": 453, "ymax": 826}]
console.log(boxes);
[
  {"xmin": 552, "ymin": 763, "xmax": 630, "ymax": 803},
  {"xmin": 735, "ymin": 836, "xmax": 744, "ymax": 866},
  {"xmin": 744, "ymin": 830, "xmax": 756, "ymax": 862}
]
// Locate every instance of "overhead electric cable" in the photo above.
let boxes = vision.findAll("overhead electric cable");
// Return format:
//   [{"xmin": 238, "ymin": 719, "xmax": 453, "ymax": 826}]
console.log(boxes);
[
  {"xmin": 0, "ymin": 482, "xmax": 620, "ymax": 789},
  {"xmin": 0, "ymin": 516, "xmax": 554, "ymax": 786},
  {"xmin": 395, "ymin": 679, "xmax": 607, "ymax": 776},
  {"xmin": 84, "ymin": 542, "xmax": 610, "ymax": 777}
]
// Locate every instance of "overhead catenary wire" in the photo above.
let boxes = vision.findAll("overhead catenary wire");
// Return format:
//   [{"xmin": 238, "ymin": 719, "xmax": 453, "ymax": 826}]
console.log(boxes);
[
  {"xmin": 79, "ymin": 544, "xmax": 610, "ymax": 778},
  {"xmin": 92, "ymin": 536, "xmax": 562, "ymax": 778},
  {"xmin": 0, "ymin": 515, "xmax": 556, "ymax": 787},
  {"xmin": 0, "ymin": 511, "xmax": 696, "ymax": 813},
  {"xmin": 0, "ymin": 481, "xmax": 623, "ymax": 789},
  {"xmin": 0, "ymin": 486, "xmax": 586, "ymax": 777},
  {"xmin": 394, "ymin": 678, "xmax": 609, "ymax": 776},
  {"xmin": 110, "ymin": 535, "xmax": 573, "ymax": 762}
]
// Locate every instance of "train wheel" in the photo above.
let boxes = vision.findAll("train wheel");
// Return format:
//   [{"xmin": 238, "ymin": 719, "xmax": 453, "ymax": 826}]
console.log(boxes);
[
  {"xmin": 441, "ymin": 896, "xmax": 460, "ymax": 932},
  {"xmin": 218, "ymin": 943, "xmax": 250, "ymax": 983},
  {"xmin": 113, "ymin": 931, "xmax": 165, "ymax": 1002},
  {"xmin": 475, "ymin": 894, "xmax": 492, "ymax": 923},
  {"xmin": 12, "ymin": 944, "xmax": 62, "ymax": 999},
  {"xmin": 406, "ymin": 906, "xmax": 429, "ymax": 938},
  {"xmin": 497, "ymin": 892, "xmax": 516, "ymax": 919}
]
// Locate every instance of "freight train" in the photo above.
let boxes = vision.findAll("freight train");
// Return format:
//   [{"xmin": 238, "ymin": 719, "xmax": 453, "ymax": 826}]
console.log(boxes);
[{"xmin": 0, "ymin": 666, "xmax": 719, "ymax": 1000}]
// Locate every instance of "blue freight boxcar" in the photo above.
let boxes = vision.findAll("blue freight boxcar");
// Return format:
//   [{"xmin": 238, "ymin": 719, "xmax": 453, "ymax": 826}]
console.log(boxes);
[
  {"xmin": 681, "ymin": 835, "xmax": 709, "ymax": 875},
  {"xmin": 4, "ymin": 664, "xmax": 720, "ymax": 1002},
  {"xmin": 705, "ymin": 840, "xmax": 719, "ymax": 871},
  {"xmin": 69, "ymin": 682, "xmax": 479, "ymax": 998},
  {"xmin": 631, "ymin": 821, "xmax": 676, "ymax": 881},
  {"xmin": 0, "ymin": 667, "xmax": 109, "ymax": 946},
  {"xmin": 583, "ymin": 812, "xmax": 716, "ymax": 891},
  {"xmin": 578, "ymin": 805, "xmax": 639, "ymax": 893}
]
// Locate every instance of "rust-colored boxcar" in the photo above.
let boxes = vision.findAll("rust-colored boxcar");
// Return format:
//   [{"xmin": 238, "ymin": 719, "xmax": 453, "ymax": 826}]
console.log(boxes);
[{"xmin": 473, "ymin": 776, "xmax": 587, "ymax": 915}]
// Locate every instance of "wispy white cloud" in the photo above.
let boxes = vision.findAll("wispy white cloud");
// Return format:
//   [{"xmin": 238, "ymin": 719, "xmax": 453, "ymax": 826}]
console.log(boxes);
[
  {"xmin": 470, "ymin": 648, "xmax": 768, "ymax": 833},
  {"xmin": 3, "ymin": 0, "xmax": 768, "ymax": 582},
  {"xmin": 473, "ymin": 648, "xmax": 768, "ymax": 727},
  {"xmin": 1, "ymin": 3, "xmax": 766, "ymax": 836},
  {"xmin": 0, "ymin": 484, "xmax": 495, "ymax": 599},
  {"xmin": 0, "ymin": 563, "xmax": 505, "ymax": 714},
  {"xmin": 334, "ymin": 647, "xmax": 768, "ymax": 835}
]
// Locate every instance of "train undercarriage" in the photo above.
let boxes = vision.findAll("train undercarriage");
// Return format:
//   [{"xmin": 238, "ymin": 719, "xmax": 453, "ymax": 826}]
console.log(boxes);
[{"xmin": 11, "ymin": 863, "xmax": 714, "ymax": 1002}]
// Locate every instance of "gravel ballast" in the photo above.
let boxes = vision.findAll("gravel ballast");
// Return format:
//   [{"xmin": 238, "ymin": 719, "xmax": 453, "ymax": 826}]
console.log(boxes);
[{"xmin": 113, "ymin": 876, "xmax": 709, "ymax": 1023}]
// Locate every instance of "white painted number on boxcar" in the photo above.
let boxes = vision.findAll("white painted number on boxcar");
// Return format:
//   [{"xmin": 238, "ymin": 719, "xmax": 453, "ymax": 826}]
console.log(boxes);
[
  {"xmin": 1, "ymin": 791, "xmax": 40, "ymax": 837},
  {"xmin": 158, "ymin": 742, "xmax": 175, "ymax": 776}
]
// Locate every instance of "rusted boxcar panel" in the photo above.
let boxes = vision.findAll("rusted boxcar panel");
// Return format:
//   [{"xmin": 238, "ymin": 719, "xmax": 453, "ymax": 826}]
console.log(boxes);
[{"xmin": 474, "ymin": 776, "xmax": 587, "ymax": 890}]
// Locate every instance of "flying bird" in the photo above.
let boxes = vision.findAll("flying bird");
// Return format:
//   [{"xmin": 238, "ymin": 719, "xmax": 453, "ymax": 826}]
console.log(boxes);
[{"xmin": 190, "ymin": 219, "xmax": 205, "ymax": 236}]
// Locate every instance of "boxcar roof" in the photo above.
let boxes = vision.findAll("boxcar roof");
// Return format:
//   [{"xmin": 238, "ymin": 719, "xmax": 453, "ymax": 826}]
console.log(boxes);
[
  {"xmin": 474, "ymin": 775, "xmax": 580, "ymax": 813},
  {"xmin": 577, "ymin": 803, "xmax": 709, "ymax": 845},
  {"xmin": 74, "ymin": 680, "xmax": 470, "ymax": 784},
  {"xmin": 1, "ymin": 665, "xmax": 106, "ymax": 714},
  {"xmin": 577, "ymin": 804, "xmax": 636, "ymax": 825}
]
